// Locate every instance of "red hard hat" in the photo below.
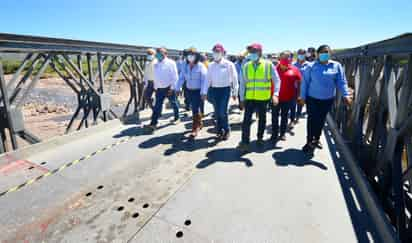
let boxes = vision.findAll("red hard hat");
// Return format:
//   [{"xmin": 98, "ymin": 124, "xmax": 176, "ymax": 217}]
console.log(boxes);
[
  {"xmin": 248, "ymin": 43, "xmax": 263, "ymax": 52},
  {"xmin": 213, "ymin": 43, "xmax": 225, "ymax": 52}
]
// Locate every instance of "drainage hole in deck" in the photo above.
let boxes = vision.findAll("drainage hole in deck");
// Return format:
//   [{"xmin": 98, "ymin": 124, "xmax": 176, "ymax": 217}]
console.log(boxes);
[{"xmin": 176, "ymin": 231, "xmax": 183, "ymax": 238}]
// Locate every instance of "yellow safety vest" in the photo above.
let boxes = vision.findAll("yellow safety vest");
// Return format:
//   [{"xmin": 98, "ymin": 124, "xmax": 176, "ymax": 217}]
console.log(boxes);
[{"xmin": 242, "ymin": 59, "xmax": 272, "ymax": 101}]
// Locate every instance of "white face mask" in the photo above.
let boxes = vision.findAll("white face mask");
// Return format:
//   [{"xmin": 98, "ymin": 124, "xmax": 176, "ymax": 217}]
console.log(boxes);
[
  {"xmin": 147, "ymin": 55, "xmax": 154, "ymax": 61},
  {"xmin": 213, "ymin": 52, "xmax": 223, "ymax": 61},
  {"xmin": 187, "ymin": 55, "xmax": 195, "ymax": 63}
]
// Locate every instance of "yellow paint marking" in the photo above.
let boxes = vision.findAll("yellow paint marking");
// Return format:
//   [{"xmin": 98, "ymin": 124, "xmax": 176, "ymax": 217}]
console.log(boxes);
[
  {"xmin": 26, "ymin": 179, "xmax": 36, "ymax": 185},
  {"xmin": 8, "ymin": 186, "xmax": 19, "ymax": 192}
]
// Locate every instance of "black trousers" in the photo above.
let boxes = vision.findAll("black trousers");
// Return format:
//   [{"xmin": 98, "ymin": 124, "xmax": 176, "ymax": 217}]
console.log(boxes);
[
  {"xmin": 306, "ymin": 96, "xmax": 334, "ymax": 143},
  {"xmin": 241, "ymin": 100, "xmax": 269, "ymax": 143},
  {"xmin": 272, "ymin": 100, "xmax": 293, "ymax": 137}
]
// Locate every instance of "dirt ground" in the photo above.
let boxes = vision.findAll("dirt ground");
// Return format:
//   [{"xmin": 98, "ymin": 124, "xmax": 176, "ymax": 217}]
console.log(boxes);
[{"xmin": 3, "ymin": 75, "xmax": 133, "ymax": 148}]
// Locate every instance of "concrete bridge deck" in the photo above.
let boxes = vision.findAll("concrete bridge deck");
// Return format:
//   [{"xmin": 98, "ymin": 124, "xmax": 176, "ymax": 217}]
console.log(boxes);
[{"xmin": 0, "ymin": 105, "xmax": 375, "ymax": 243}]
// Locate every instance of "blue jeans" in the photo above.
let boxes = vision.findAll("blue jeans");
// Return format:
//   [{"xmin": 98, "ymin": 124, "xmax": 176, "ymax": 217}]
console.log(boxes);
[
  {"xmin": 207, "ymin": 88, "xmax": 215, "ymax": 107},
  {"xmin": 200, "ymin": 99, "xmax": 205, "ymax": 114},
  {"xmin": 271, "ymin": 100, "xmax": 293, "ymax": 137},
  {"xmin": 183, "ymin": 83, "xmax": 191, "ymax": 110},
  {"xmin": 150, "ymin": 87, "xmax": 179, "ymax": 126},
  {"xmin": 290, "ymin": 98, "xmax": 303, "ymax": 121},
  {"xmin": 187, "ymin": 89, "xmax": 202, "ymax": 116},
  {"xmin": 210, "ymin": 87, "xmax": 231, "ymax": 133}
]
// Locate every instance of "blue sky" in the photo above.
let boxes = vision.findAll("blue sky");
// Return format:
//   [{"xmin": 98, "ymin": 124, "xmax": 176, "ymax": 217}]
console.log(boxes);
[{"xmin": 1, "ymin": 0, "xmax": 411, "ymax": 54}]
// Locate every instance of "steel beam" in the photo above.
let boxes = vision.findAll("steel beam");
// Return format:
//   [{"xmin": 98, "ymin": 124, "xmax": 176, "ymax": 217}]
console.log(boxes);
[
  {"xmin": 0, "ymin": 60, "xmax": 18, "ymax": 149},
  {"xmin": 0, "ymin": 33, "xmax": 182, "ymax": 57}
]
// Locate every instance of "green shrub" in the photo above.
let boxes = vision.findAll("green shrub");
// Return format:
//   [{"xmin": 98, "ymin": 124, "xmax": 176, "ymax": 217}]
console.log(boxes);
[{"xmin": 2, "ymin": 60, "xmax": 21, "ymax": 74}]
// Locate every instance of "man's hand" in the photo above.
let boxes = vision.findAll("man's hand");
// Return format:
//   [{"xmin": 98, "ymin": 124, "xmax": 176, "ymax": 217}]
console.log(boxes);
[
  {"xmin": 343, "ymin": 96, "xmax": 353, "ymax": 106},
  {"xmin": 272, "ymin": 96, "xmax": 279, "ymax": 106},
  {"xmin": 175, "ymin": 90, "xmax": 182, "ymax": 96},
  {"xmin": 232, "ymin": 96, "xmax": 237, "ymax": 101},
  {"xmin": 239, "ymin": 101, "xmax": 244, "ymax": 110},
  {"xmin": 297, "ymin": 97, "xmax": 305, "ymax": 106},
  {"xmin": 201, "ymin": 95, "xmax": 207, "ymax": 101},
  {"xmin": 168, "ymin": 89, "xmax": 174, "ymax": 97}
]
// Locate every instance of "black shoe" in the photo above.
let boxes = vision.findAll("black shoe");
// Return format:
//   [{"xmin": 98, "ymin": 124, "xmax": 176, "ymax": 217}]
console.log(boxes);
[
  {"xmin": 302, "ymin": 143, "xmax": 315, "ymax": 157},
  {"xmin": 279, "ymin": 134, "xmax": 286, "ymax": 141},
  {"xmin": 144, "ymin": 124, "xmax": 156, "ymax": 132},
  {"xmin": 314, "ymin": 140, "xmax": 323, "ymax": 149},
  {"xmin": 270, "ymin": 134, "xmax": 279, "ymax": 142},
  {"xmin": 237, "ymin": 142, "xmax": 250, "ymax": 153},
  {"xmin": 256, "ymin": 139, "xmax": 264, "ymax": 147},
  {"xmin": 217, "ymin": 131, "xmax": 223, "ymax": 139},
  {"xmin": 222, "ymin": 131, "xmax": 230, "ymax": 141}
]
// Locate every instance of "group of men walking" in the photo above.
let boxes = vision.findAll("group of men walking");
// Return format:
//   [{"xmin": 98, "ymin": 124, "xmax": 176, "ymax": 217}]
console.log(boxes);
[{"xmin": 141, "ymin": 42, "xmax": 352, "ymax": 157}]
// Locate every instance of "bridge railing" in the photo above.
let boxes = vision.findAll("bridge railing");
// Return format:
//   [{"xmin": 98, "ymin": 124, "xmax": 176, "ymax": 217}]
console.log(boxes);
[
  {"xmin": 331, "ymin": 33, "xmax": 412, "ymax": 242},
  {"xmin": 0, "ymin": 33, "xmax": 182, "ymax": 153}
]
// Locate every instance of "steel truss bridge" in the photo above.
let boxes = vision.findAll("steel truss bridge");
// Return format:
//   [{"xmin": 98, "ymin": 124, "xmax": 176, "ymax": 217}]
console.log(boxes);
[
  {"xmin": 0, "ymin": 33, "xmax": 181, "ymax": 153},
  {"xmin": 0, "ymin": 33, "xmax": 411, "ymax": 242}
]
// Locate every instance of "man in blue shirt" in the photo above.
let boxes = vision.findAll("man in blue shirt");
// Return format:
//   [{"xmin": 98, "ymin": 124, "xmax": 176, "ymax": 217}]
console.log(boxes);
[
  {"xmin": 291, "ymin": 49, "xmax": 309, "ymax": 124},
  {"xmin": 298, "ymin": 45, "xmax": 352, "ymax": 156}
]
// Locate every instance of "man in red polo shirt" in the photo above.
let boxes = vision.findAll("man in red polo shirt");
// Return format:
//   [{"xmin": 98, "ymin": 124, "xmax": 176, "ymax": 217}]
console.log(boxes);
[{"xmin": 271, "ymin": 51, "xmax": 302, "ymax": 142}]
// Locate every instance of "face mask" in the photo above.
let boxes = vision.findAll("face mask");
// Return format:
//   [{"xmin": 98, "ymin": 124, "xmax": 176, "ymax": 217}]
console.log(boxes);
[
  {"xmin": 297, "ymin": 54, "xmax": 305, "ymax": 61},
  {"xmin": 319, "ymin": 53, "xmax": 330, "ymax": 62},
  {"xmin": 156, "ymin": 53, "xmax": 164, "ymax": 61},
  {"xmin": 147, "ymin": 55, "xmax": 154, "ymax": 61},
  {"xmin": 248, "ymin": 53, "xmax": 259, "ymax": 62},
  {"xmin": 279, "ymin": 59, "xmax": 289, "ymax": 66},
  {"xmin": 213, "ymin": 52, "xmax": 223, "ymax": 61},
  {"xmin": 187, "ymin": 55, "xmax": 195, "ymax": 63}
]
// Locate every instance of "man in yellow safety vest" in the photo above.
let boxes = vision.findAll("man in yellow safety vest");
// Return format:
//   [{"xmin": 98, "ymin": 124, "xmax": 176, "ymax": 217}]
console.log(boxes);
[{"xmin": 237, "ymin": 43, "xmax": 281, "ymax": 152}]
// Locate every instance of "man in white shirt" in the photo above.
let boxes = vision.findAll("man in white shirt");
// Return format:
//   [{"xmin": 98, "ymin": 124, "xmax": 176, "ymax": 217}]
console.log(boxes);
[
  {"xmin": 142, "ymin": 48, "xmax": 157, "ymax": 109},
  {"xmin": 207, "ymin": 43, "xmax": 239, "ymax": 140},
  {"xmin": 146, "ymin": 47, "xmax": 180, "ymax": 131}
]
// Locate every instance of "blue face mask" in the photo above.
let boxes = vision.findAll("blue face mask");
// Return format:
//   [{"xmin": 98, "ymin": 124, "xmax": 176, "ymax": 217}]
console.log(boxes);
[
  {"xmin": 248, "ymin": 53, "xmax": 259, "ymax": 62},
  {"xmin": 297, "ymin": 54, "xmax": 305, "ymax": 61},
  {"xmin": 319, "ymin": 53, "xmax": 330, "ymax": 62},
  {"xmin": 156, "ymin": 53, "xmax": 164, "ymax": 61}
]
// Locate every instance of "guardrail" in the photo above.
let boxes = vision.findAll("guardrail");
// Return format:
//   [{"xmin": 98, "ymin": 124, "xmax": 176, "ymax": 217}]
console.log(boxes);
[
  {"xmin": 330, "ymin": 33, "xmax": 412, "ymax": 242},
  {"xmin": 0, "ymin": 33, "xmax": 182, "ymax": 153}
]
